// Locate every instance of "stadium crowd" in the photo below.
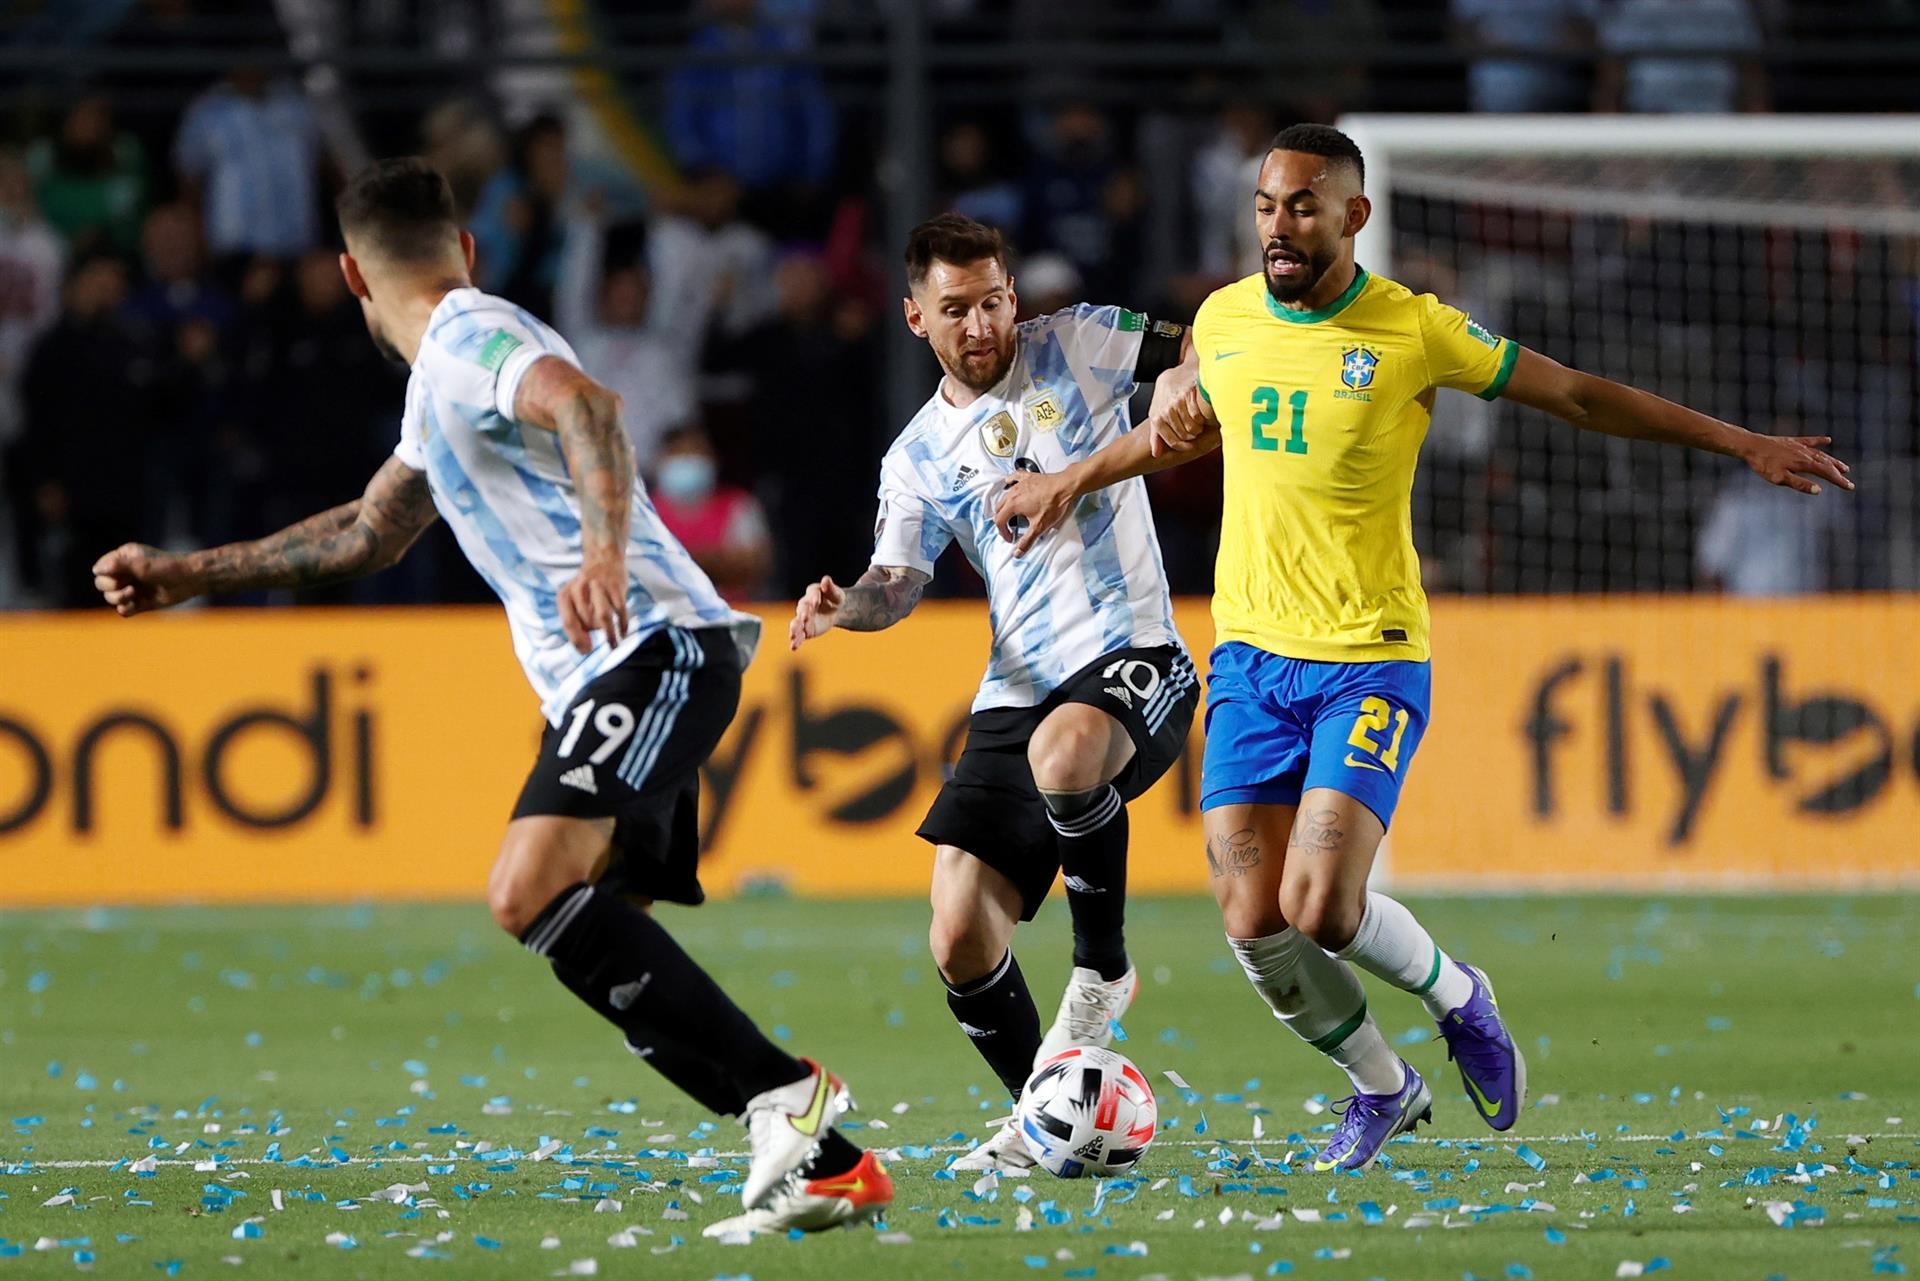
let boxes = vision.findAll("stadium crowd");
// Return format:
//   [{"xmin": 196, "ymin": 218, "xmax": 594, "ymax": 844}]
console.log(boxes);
[{"xmin": 1, "ymin": 0, "xmax": 1915, "ymax": 609}]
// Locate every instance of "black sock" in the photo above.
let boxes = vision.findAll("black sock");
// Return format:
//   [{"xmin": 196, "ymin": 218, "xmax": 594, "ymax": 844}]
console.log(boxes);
[
  {"xmin": 616, "ymin": 1025, "xmax": 749, "ymax": 1117},
  {"xmin": 522, "ymin": 882, "xmax": 806, "ymax": 1099},
  {"xmin": 943, "ymin": 950, "xmax": 1042, "ymax": 1099},
  {"xmin": 1047, "ymin": 784, "xmax": 1131, "ymax": 981},
  {"xmin": 617, "ymin": 1026, "xmax": 857, "ymax": 1177},
  {"xmin": 801, "ymin": 1129, "xmax": 863, "ymax": 1180}
]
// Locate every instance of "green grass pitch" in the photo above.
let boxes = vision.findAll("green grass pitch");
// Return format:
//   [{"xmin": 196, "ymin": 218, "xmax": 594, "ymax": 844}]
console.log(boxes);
[{"xmin": 2, "ymin": 894, "xmax": 1915, "ymax": 1280}]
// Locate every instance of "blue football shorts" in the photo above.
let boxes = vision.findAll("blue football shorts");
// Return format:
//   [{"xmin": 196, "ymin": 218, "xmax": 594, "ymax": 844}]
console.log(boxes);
[{"xmin": 1199, "ymin": 641, "xmax": 1431, "ymax": 827}]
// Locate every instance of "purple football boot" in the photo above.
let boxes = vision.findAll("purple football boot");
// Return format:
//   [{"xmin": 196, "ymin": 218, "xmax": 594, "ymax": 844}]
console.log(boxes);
[
  {"xmin": 1310, "ymin": 1060, "xmax": 1432, "ymax": 1173},
  {"xmin": 1437, "ymin": 963, "xmax": 1527, "ymax": 1131}
]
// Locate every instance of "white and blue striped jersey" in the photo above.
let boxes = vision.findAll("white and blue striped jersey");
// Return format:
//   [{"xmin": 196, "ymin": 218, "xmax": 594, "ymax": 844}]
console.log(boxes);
[
  {"xmin": 871, "ymin": 304, "xmax": 1185, "ymax": 712},
  {"xmin": 392, "ymin": 288, "xmax": 747, "ymax": 725}
]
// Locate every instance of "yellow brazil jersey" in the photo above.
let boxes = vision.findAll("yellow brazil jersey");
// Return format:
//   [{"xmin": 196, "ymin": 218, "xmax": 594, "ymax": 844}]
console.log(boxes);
[{"xmin": 1193, "ymin": 267, "xmax": 1518, "ymax": 663}]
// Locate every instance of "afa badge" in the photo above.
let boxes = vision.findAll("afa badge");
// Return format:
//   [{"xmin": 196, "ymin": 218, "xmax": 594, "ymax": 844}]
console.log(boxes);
[
  {"xmin": 1025, "ymin": 391, "xmax": 1064, "ymax": 434},
  {"xmin": 1340, "ymin": 346, "xmax": 1379, "ymax": 390},
  {"xmin": 981, "ymin": 410, "xmax": 1018, "ymax": 457}
]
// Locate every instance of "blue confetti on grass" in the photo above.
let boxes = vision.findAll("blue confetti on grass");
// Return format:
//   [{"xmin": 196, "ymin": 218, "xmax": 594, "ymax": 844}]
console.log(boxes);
[{"xmin": 1515, "ymin": 1145, "xmax": 1546, "ymax": 1172}]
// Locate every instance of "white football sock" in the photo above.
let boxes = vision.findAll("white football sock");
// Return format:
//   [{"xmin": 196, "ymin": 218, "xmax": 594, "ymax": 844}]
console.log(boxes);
[
  {"xmin": 1334, "ymin": 892, "xmax": 1474, "ymax": 1019},
  {"xmin": 1228, "ymin": 929, "xmax": 1403, "ymax": 1096}
]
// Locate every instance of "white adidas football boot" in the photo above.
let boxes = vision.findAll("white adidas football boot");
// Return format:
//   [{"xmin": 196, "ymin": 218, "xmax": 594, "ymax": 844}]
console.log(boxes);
[
  {"xmin": 949, "ymin": 1115, "xmax": 1038, "ymax": 1174},
  {"xmin": 1035, "ymin": 965, "xmax": 1138, "ymax": 1064}
]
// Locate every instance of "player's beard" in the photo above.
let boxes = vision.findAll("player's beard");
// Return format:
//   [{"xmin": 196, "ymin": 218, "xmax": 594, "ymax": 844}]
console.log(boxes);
[
  {"xmin": 945, "ymin": 333, "xmax": 1016, "ymax": 392},
  {"xmin": 1264, "ymin": 242, "xmax": 1338, "ymax": 305}
]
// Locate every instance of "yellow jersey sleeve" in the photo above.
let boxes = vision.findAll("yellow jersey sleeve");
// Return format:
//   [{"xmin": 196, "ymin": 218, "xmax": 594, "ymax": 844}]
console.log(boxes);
[{"xmin": 1414, "ymin": 292, "xmax": 1519, "ymax": 401}]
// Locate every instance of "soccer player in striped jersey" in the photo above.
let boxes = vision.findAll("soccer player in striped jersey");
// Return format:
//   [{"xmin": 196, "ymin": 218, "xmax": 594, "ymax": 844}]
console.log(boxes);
[
  {"xmin": 995, "ymin": 124, "xmax": 1851, "ymax": 1172},
  {"xmin": 90, "ymin": 158, "xmax": 890, "ymax": 1235},
  {"xmin": 790, "ymin": 214, "xmax": 1202, "ymax": 1173}
]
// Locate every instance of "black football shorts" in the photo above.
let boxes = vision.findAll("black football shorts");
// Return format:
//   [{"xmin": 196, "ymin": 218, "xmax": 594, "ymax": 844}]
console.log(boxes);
[
  {"xmin": 917, "ymin": 645, "xmax": 1200, "ymax": 919},
  {"xmin": 512, "ymin": 625, "xmax": 741, "ymax": 906}
]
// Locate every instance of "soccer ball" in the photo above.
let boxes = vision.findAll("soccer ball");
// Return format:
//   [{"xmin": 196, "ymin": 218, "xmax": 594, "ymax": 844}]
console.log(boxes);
[{"xmin": 1016, "ymin": 1046, "xmax": 1158, "ymax": 1178}]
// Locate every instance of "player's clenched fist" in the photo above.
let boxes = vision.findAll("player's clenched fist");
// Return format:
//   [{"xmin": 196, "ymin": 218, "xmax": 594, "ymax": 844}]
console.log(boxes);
[
  {"xmin": 1151, "ymin": 381, "xmax": 1218, "ymax": 457},
  {"xmin": 790, "ymin": 575, "xmax": 844, "ymax": 650},
  {"xmin": 92, "ymin": 543, "xmax": 202, "ymax": 616}
]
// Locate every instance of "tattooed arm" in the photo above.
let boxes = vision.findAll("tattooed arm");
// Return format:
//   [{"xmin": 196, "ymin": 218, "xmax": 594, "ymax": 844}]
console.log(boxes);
[
  {"xmin": 788, "ymin": 564, "xmax": 931, "ymax": 650},
  {"xmin": 93, "ymin": 456, "xmax": 437, "ymax": 615},
  {"xmin": 512, "ymin": 355, "xmax": 633, "ymax": 652}
]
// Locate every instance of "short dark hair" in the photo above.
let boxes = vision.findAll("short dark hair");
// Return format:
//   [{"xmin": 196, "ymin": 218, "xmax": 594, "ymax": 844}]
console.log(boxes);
[
  {"xmin": 1267, "ymin": 123, "xmax": 1365, "ymax": 188},
  {"xmin": 335, "ymin": 157, "xmax": 459, "ymax": 263},
  {"xmin": 904, "ymin": 212, "xmax": 1009, "ymax": 288}
]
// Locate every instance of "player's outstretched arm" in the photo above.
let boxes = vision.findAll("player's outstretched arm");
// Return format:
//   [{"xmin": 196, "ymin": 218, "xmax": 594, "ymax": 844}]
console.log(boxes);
[
  {"xmin": 92, "ymin": 455, "xmax": 437, "ymax": 615},
  {"xmin": 1502, "ymin": 347, "xmax": 1854, "ymax": 496},
  {"xmin": 789, "ymin": 566, "xmax": 930, "ymax": 650},
  {"xmin": 513, "ymin": 354, "xmax": 633, "ymax": 651},
  {"xmin": 992, "ymin": 394, "xmax": 1222, "ymax": 558}
]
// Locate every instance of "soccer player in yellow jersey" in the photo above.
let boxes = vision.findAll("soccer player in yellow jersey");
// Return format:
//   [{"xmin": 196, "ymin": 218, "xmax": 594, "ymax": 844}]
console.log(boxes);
[{"xmin": 993, "ymin": 123, "xmax": 1851, "ymax": 1172}]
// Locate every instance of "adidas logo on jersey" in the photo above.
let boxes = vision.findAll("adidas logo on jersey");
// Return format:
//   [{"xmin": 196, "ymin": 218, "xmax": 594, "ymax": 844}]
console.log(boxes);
[
  {"xmin": 1104, "ymin": 684, "xmax": 1133, "ymax": 709},
  {"xmin": 558, "ymin": 764, "xmax": 598, "ymax": 794},
  {"xmin": 952, "ymin": 465, "xmax": 979, "ymax": 491}
]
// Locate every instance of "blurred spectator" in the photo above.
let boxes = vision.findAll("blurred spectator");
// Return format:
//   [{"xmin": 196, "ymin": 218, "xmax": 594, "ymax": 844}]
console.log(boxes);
[
  {"xmin": 1016, "ymin": 253, "xmax": 1082, "ymax": 319},
  {"xmin": 125, "ymin": 202, "xmax": 237, "ymax": 342},
  {"xmin": 175, "ymin": 68, "xmax": 323, "ymax": 264},
  {"xmin": 421, "ymin": 97, "xmax": 507, "ymax": 219},
  {"xmin": 1247, "ymin": 0, "xmax": 1383, "ymax": 121},
  {"xmin": 235, "ymin": 249, "xmax": 408, "ymax": 599},
  {"xmin": 647, "ymin": 168, "xmax": 777, "ymax": 372},
  {"xmin": 0, "ymin": 149, "xmax": 65, "ymax": 451},
  {"xmin": 650, "ymin": 427, "xmax": 772, "ymax": 602},
  {"xmin": 105, "ymin": 0, "xmax": 222, "ymax": 180},
  {"xmin": 0, "ymin": 149, "xmax": 64, "ymax": 607},
  {"xmin": 938, "ymin": 122, "xmax": 1024, "ymax": 232},
  {"xmin": 666, "ymin": 0, "xmax": 836, "ymax": 204},
  {"xmin": 1190, "ymin": 99, "xmax": 1270, "ymax": 280},
  {"xmin": 1696, "ymin": 472, "xmax": 1838, "ymax": 594},
  {"xmin": 734, "ymin": 251, "xmax": 883, "ymax": 592},
  {"xmin": 555, "ymin": 210, "xmax": 695, "ymax": 472},
  {"xmin": 1022, "ymin": 102, "xmax": 1144, "ymax": 301},
  {"xmin": 12, "ymin": 255, "xmax": 152, "ymax": 606},
  {"xmin": 27, "ymin": 96, "xmax": 147, "ymax": 257},
  {"xmin": 1451, "ymin": 0, "xmax": 1597, "ymax": 113},
  {"xmin": 1594, "ymin": 0, "xmax": 1769, "ymax": 113},
  {"xmin": 471, "ymin": 113, "xmax": 574, "ymax": 322}
]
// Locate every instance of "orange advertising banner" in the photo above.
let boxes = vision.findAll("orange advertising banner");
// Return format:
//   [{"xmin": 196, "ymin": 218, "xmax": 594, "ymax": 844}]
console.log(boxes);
[{"xmin": 0, "ymin": 597, "xmax": 1914, "ymax": 906}]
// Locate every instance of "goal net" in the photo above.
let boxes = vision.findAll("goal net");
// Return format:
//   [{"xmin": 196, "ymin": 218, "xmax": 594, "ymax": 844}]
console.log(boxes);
[
  {"xmin": 1342, "ymin": 115, "xmax": 1919, "ymax": 597},
  {"xmin": 1338, "ymin": 116, "xmax": 1920, "ymax": 890}
]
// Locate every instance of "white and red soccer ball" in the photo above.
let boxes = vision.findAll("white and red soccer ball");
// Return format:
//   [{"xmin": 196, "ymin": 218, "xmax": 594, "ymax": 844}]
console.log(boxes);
[{"xmin": 1016, "ymin": 1046, "xmax": 1158, "ymax": 1178}]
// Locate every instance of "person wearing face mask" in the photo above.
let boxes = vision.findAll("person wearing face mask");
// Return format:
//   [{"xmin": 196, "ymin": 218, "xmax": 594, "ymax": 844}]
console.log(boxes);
[{"xmin": 651, "ymin": 427, "xmax": 772, "ymax": 603}]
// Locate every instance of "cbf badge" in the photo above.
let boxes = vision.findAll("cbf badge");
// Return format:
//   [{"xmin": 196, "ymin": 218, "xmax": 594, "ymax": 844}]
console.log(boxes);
[
  {"xmin": 1340, "ymin": 346, "xmax": 1379, "ymax": 390},
  {"xmin": 1024, "ymin": 391, "xmax": 1064, "ymax": 434},
  {"xmin": 981, "ymin": 410, "xmax": 1018, "ymax": 457}
]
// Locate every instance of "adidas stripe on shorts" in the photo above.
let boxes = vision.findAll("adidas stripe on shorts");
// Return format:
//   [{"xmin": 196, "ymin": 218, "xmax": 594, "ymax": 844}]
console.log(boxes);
[{"xmin": 511, "ymin": 625, "xmax": 741, "ymax": 906}]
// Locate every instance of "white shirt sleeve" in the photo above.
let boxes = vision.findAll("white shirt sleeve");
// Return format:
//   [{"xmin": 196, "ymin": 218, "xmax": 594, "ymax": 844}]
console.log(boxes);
[
  {"xmin": 869, "ymin": 455, "xmax": 953, "ymax": 577},
  {"xmin": 1049, "ymin": 303, "xmax": 1152, "ymax": 412},
  {"xmin": 422, "ymin": 302, "xmax": 579, "ymax": 423}
]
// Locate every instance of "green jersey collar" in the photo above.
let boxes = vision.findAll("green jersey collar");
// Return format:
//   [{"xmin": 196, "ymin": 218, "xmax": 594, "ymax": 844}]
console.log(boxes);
[{"xmin": 1263, "ymin": 266, "xmax": 1369, "ymax": 325}]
